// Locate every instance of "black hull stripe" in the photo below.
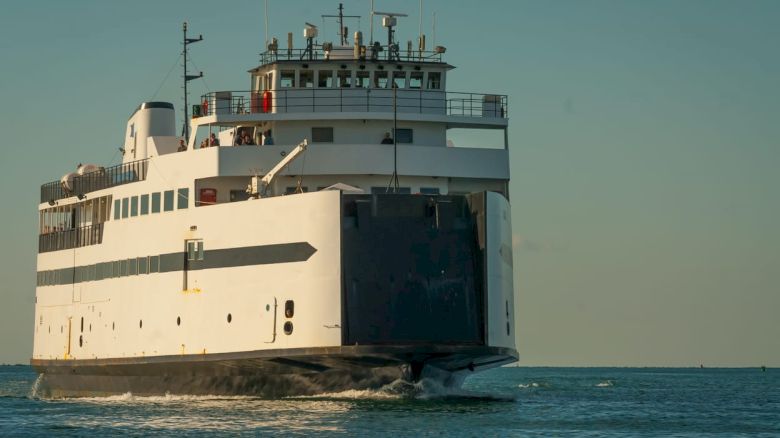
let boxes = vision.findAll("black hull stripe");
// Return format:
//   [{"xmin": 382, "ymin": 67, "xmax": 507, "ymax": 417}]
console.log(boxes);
[{"xmin": 37, "ymin": 242, "xmax": 316, "ymax": 287}]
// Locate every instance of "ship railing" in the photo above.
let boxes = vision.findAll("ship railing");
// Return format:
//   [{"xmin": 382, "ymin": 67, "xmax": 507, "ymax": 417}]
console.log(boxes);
[
  {"xmin": 258, "ymin": 47, "xmax": 445, "ymax": 65},
  {"xmin": 40, "ymin": 159, "xmax": 149, "ymax": 204},
  {"xmin": 38, "ymin": 223, "xmax": 104, "ymax": 253},
  {"xmin": 196, "ymin": 90, "xmax": 507, "ymax": 119}
]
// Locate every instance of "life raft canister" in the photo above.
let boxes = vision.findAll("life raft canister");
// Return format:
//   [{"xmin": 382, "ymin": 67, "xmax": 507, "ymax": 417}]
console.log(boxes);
[{"xmin": 262, "ymin": 90, "xmax": 272, "ymax": 113}]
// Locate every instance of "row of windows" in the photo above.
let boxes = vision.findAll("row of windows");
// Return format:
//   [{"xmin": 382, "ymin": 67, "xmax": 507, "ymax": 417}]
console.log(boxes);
[
  {"xmin": 37, "ymin": 255, "xmax": 163, "ymax": 286},
  {"xmin": 284, "ymin": 186, "xmax": 440, "ymax": 195},
  {"xmin": 114, "ymin": 188, "xmax": 188, "ymax": 220},
  {"xmin": 272, "ymin": 69, "xmax": 442, "ymax": 90}
]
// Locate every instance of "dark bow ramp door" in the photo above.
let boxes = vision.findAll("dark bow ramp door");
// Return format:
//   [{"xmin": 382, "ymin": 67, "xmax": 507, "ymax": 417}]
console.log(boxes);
[{"xmin": 340, "ymin": 193, "xmax": 487, "ymax": 345}]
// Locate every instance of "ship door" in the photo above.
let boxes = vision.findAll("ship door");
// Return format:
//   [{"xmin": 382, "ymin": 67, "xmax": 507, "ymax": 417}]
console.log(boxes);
[{"xmin": 184, "ymin": 239, "xmax": 204, "ymax": 291}]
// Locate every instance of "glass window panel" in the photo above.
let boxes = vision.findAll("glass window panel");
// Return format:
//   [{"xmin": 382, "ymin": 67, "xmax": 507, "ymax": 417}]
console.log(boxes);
[
  {"xmin": 317, "ymin": 70, "xmax": 333, "ymax": 87},
  {"xmin": 300, "ymin": 70, "xmax": 314, "ymax": 88},
  {"xmin": 138, "ymin": 257, "xmax": 147, "ymax": 274},
  {"xmin": 113, "ymin": 261, "xmax": 120, "ymax": 278},
  {"xmin": 311, "ymin": 127, "xmax": 334, "ymax": 143},
  {"xmin": 427, "ymin": 72, "xmax": 441, "ymax": 89},
  {"xmin": 392, "ymin": 71, "xmax": 406, "ymax": 88},
  {"xmin": 187, "ymin": 242, "xmax": 196, "ymax": 261},
  {"xmin": 151, "ymin": 192, "xmax": 161, "ymax": 213},
  {"xmin": 177, "ymin": 188, "xmax": 189, "ymax": 209},
  {"xmin": 374, "ymin": 71, "xmax": 388, "ymax": 88},
  {"xmin": 356, "ymin": 71, "xmax": 370, "ymax": 88},
  {"xmin": 120, "ymin": 259, "xmax": 127, "ymax": 277},
  {"xmin": 121, "ymin": 198, "xmax": 129, "ymax": 219},
  {"xmin": 409, "ymin": 71, "xmax": 423, "ymax": 89},
  {"xmin": 114, "ymin": 199, "xmax": 120, "ymax": 220},
  {"xmin": 163, "ymin": 190, "xmax": 174, "ymax": 212},
  {"xmin": 196, "ymin": 241, "xmax": 204, "ymax": 260},
  {"xmin": 394, "ymin": 128, "xmax": 413, "ymax": 144},
  {"xmin": 149, "ymin": 255, "xmax": 160, "ymax": 273},
  {"xmin": 140, "ymin": 194, "xmax": 149, "ymax": 215},
  {"xmin": 280, "ymin": 70, "xmax": 296, "ymax": 87},
  {"xmin": 128, "ymin": 258, "xmax": 137, "ymax": 276},
  {"xmin": 130, "ymin": 196, "xmax": 138, "ymax": 217},
  {"xmin": 337, "ymin": 70, "xmax": 352, "ymax": 87}
]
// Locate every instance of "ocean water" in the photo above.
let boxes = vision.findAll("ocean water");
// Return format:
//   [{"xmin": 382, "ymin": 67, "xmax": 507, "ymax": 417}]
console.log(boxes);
[{"xmin": 0, "ymin": 366, "xmax": 777, "ymax": 437}]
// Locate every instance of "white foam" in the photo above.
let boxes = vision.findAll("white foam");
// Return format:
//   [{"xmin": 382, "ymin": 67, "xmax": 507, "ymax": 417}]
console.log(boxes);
[{"xmin": 595, "ymin": 380, "xmax": 614, "ymax": 387}]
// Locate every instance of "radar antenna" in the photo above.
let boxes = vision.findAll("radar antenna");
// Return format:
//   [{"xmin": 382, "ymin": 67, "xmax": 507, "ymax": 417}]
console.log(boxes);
[
  {"xmin": 374, "ymin": 11, "xmax": 408, "ymax": 61},
  {"xmin": 321, "ymin": 3, "xmax": 361, "ymax": 46}
]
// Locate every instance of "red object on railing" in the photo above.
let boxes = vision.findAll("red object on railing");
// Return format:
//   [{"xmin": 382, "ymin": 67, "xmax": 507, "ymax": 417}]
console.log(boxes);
[
  {"xmin": 262, "ymin": 90, "xmax": 272, "ymax": 113},
  {"xmin": 201, "ymin": 98, "xmax": 209, "ymax": 115},
  {"xmin": 199, "ymin": 188, "xmax": 217, "ymax": 206}
]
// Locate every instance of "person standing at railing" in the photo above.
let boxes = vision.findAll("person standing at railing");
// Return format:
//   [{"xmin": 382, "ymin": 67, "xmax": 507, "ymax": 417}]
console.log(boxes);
[
  {"xmin": 209, "ymin": 133, "xmax": 220, "ymax": 146},
  {"xmin": 381, "ymin": 132, "xmax": 394, "ymax": 144},
  {"xmin": 177, "ymin": 139, "xmax": 187, "ymax": 152},
  {"xmin": 263, "ymin": 130, "xmax": 274, "ymax": 145}
]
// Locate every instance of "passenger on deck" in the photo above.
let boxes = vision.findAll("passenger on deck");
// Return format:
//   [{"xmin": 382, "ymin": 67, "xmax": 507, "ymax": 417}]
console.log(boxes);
[
  {"xmin": 199, "ymin": 138, "xmax": 209, "ymax": 148},
  {"xmin": 209, "ymin": 133, "xmax": 220, "ymax": 146},
  {"xmin": 263, "ymin": 130, "xmax": 274, "ymax": 145},
  {"xmin": 242, "ymin": 132, "xmax": 255, "ymax": 145},
  {"xmin": 381, "ymin": 132, "xmax": 394, "ymax": 144},
  {"xmin": 177, "ymin": 139, "xmax": 187, "ymax": 152}
]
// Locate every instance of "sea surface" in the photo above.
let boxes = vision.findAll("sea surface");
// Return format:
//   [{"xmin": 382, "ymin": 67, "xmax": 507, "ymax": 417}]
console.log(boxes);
[{"xmin": 0, "ymin": 365, "xmax": 777, "ymax": 437}]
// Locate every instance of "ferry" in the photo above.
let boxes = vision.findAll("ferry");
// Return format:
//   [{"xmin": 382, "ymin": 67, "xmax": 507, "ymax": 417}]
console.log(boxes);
[{"xmin": 31, "ymin": 5, "xmax": 517, "ymax": 397}]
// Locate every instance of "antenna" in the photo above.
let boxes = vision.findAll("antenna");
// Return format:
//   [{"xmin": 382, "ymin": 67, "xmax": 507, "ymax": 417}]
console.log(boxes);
[
  {"xmin": 181, "ymin": 22, "xmax": 203, "ymax": 142},
  {"xmin": 302, "ymin": 22, "xmax": 318, "ymax": 60},
  {"xmin": 264, "ymin": 0, "xmax": 269, "ymax": 46},
  {"xmin": 321, "ymin": 3, "xmax": 360, "ymax": 46}
]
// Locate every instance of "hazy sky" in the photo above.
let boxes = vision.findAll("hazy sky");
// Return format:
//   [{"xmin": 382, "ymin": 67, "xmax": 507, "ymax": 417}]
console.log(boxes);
[{"xmin": 0, "ymin": 0, "xmax": 778, "ymax": 366}]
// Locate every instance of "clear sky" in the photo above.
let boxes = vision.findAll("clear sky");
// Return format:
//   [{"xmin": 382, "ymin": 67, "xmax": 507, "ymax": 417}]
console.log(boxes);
[{"xmin": 0, "ymin": 0, "xmax": 778, "ymax": 366}]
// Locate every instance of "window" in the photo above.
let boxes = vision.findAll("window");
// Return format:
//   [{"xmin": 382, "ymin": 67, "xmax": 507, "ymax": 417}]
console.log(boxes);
[
  {"xmin": 420, "ymin": 187, "xmax": 440, "ymax": 195},
  {"xmin": 312, "ymin": 127, "xmax": 334, "ymax": 143},
  {"xmin": 300, "ymin": 70, "xmax": 314, "ymax": 88},
  {"xmin": 163, "ymin": 190, "xmax": 174, "ymax": 212},
  {"xmin": 394, "ymin": 128, "xmax": 413, "ymax": 144},
  {"xmin": 285, "ymin": 186, "xmax": 308, "ymax": 194},
  {"xmin": 120, "ymin": 259, "xmax": 127, "ymax": 277},
  {"xmin": 151, "ymin": 192, "xmax": 161, "ymax": 213},
  {"xmin": 187, "ymin": 240, "xmax": 204, "ymax": 261},
  {"xmin": 138, "ymin": 257, "xmax": 147, "ymax": 274},
  {"xmin": 392, "ymin": 71, "xmax": 406, "ymax": 88},
  {"xmin": 356, "ymin": 71, "xmax": 370, "ymax": 88},
  {"xmin": 140, "ymin": 194, "xmax": 149, "ymax": 215},
  {"xmin": 409, "ymin": 71, "xmax": 423, "ymax": 89},
  {"xmin": 128, "ymin": 258, "xmax": 137, "ymax": 276},
  {"xmin": 121, "ymin": 198, "xmax": 129, "ymax": 219},
  {"xmin": 230, "ymin": 190, "xmax": 250, "ymax": 202},
  {"xmin": 114, "ymin": 199, "xmax": 120, "ymax": 220},
  {"xmin": 371, "ymin": 186, "xmax": 411, "ymax": 194},
  {"xmin": 427, "ymin": 72, "xmax": 441, "ymax": 89},
  {"xmin": 280, "ymin": 70, "xmax": 296, "ymax": 87},
  {"xmin": 317, "ymin": 70, "xmax": 333, "ymax": 87},
  {"xmin": 177, "ymin": 188, "xmax": 189, "ymax": 209},
  {"xmin": 337, "ymin": 70, "xmax": 352, "ymax": 87},
  {"xmin": 113, "ymin": 261, "xmax": 120, "ymax": 278},
  {"xmin": 374, "ymin": 71, "xmax": 388, "ymax": 88},
  {"xmin": 149, "ymin": 255, "xmax": 160, "ymax": 273},
  {"xmin": 130, "ymin": 196, "xmax": 138, "ymax": 217}
]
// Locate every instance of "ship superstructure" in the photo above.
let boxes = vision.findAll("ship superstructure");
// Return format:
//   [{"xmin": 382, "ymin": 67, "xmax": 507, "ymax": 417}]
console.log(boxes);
[{"xmin": 31, "ymin": 6, "xmax": 517, "ymax": 397}]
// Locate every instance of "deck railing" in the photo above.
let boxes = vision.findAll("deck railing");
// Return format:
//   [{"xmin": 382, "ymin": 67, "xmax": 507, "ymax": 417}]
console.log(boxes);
[
  {"xmin": 40, "ymin": 159, "xmax": 148, "ymax": 204},
  {"xmin": 259, "ymin": 47, "xmax": 445, "ymax": 65},
  {"xmin": 197, "ymin": 90, "xmax": 507, "ymax": 119},
  {"xmin": 38, "ymin": 223, "xmax": 104, "ymax": 253}
]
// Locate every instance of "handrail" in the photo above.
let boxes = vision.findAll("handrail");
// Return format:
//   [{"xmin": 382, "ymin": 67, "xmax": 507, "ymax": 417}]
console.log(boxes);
[
  {"xmin": 40, "ymin": 159, "xmax": 149, "ymax": 204},
  {"xmin": 258, "ymin": 47, "xmax": 445, "ymax": 65},
  {"xmin": 197, "ymin": 89, "xmax": 507, "ymax": 119},
  {"xmin": 38, "ymin": 223, "xmax": 104, "ymax": 253}
]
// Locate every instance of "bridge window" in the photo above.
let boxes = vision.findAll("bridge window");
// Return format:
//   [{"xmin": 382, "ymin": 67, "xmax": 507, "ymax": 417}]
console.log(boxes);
[
  {"xmin": 374, "ymin": 71, "xmax": 388, "ymax": 88},
  {"xmin": 300, "ymin": 69, "xmax": 314, "ymax": 88},
  {"xmin": 427, "ymin": 72, "xmax": 441, "ymax": 89},
  {"xmin": 317, "ymin": 70, "xmax": 333, "ymax": 87},
  {"xmin": 121, "ymin": 198, "xmax": 129, "ymax": 219},
  {"xmin": 312, "ymin": 127, "xmax": 334, "ymax": 143},
  {"xmin": 130, "ymin": 196, "xmax": 138, "ymax": 217},
  {"xmin": 138, "ymin": 257, "xmax": 148, "ymax": 274},
  {"xmin": 280, "ymin": 70, "xmax": 296, "ymax": 88},
  {"xmin": 128, "ymin": 258, "xmax": 137, "ymax": 276},
  {"xmin": 356, "ymin": 71, "xmax": 369, "ymax": 88},
  {"xmin": 337, "ymin": 70, "xmax": 352, "ymax": 87},
  {"xmin": 371, "ymin": 187, "xmax": 411, "ymax": 194},
  {"xmin": 392, "ymin": 71, "xmax": 406, "ymax": 88},
  {"xmin": 163, "ymin": 190, "xmax": 174, "ymax": 212},
  {"xmin": 149, "ymin": 255, "xmax": 160, "ymax": 273},
  {"xmin": 409, "ymin": 72, "xmax": 423, "ymax": 89},
  {"xmin": 114, "ymin": 199, "xmax": 120, "ymax": 220}
]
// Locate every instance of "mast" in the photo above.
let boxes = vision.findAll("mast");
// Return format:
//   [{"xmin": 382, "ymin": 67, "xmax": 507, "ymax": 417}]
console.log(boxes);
[{"xmin": 181, "ymin": 22, "xmax": 203, "ymax": 142}]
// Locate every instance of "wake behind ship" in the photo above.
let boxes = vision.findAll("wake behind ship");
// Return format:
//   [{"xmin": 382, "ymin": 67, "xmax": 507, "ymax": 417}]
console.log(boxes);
[{"xmin": 31, "ymin": 6, "xmax": 517, "ymax": 397}]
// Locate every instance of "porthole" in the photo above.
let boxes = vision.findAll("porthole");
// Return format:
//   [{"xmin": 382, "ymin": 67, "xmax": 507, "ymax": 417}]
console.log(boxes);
[
  {"xmin": 266, "ymin": 304, "xmax": 270, "ymax": 311},
  {"xmin": 283, "ymin": 321, "xmax": 293, "ymax": 335},
  {"xmin": 79, "ymin": 335, "xmax": 83, "ymax": 347},
  {"xmin": 139, "ymin": 320, "xmax": 143, "ymax": 329},
  {"xmin": 177, "ymin": 316, "xmax": 181, "ymax": 326},
  {"xmin": 227, "ymin": 313, "xmax": 232, "ymax": 323},
  {"xmin": 285, "ymin": 300, "xmax": 294, "ymax": 318}
]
